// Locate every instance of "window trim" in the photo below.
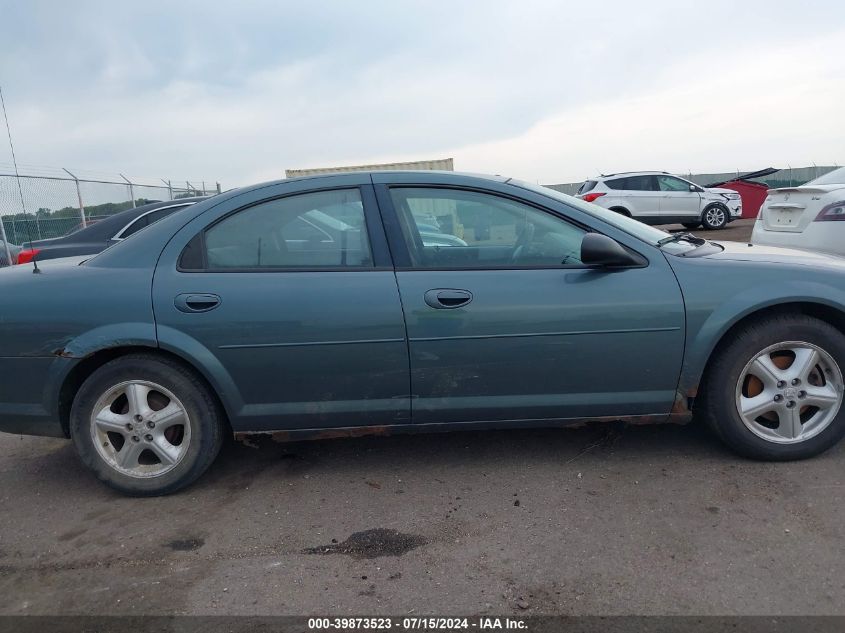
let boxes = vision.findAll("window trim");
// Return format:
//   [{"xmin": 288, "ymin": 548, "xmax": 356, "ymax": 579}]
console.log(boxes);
[
  {"xmin": 377, "ymin": 184, "xmax": 647, "ymax": 272},
  {"xmin": 177, "ymin": 185, "xmax": 389, "ymax": 273}
]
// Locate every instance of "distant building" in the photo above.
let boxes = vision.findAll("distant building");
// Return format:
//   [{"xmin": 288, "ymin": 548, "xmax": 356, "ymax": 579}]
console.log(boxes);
[{"xmin": 286, "ymin": 158, "xmax": 454, "ymax": 179}]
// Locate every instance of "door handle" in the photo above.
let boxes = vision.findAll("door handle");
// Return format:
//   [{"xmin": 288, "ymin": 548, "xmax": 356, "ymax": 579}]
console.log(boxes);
[
  {"xmin": 424, "ymin": 288, "xmax": 473, "ymax": 310},
  {"xmin": 174, "ymin": 293, "xmax": 221, "ymax": 313}
]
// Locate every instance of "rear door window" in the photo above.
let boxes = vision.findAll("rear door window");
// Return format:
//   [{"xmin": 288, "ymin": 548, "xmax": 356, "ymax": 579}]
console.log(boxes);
[{"xmin": 201, "ymin": 189, "xmax": 372, "ymax": 269}]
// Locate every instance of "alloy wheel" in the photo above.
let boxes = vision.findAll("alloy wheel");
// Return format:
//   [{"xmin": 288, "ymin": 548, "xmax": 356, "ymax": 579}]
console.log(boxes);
[
  {"xmin": 705, "ymin": 207, "xmax": 726, "ymax": 228},
  {"xmin": 89, "ymin": 380, "xmax": 192, "ymax": 478},
  {"xmin": 735, "ymin": 342, "xmax": 844, "ymax": 444}
]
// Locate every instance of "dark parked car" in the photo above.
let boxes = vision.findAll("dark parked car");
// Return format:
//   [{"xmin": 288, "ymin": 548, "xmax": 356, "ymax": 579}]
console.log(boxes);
[
  {"xmin": 15, "ymin": 197, "xmax": 207, "ymax": 264},
  {"xmin": 2, "ymin": 171, "xmax": 845, "ymax": 495}
]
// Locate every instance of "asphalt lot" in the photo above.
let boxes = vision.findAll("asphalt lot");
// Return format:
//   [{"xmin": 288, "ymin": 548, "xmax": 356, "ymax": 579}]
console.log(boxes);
[
  {"xmin": 8, "ymin": 216, "xmax": 838, "ymax": 618},
  {"xmin": 2, "ymin": 421, "xmax": 845, "ymax": 616}
]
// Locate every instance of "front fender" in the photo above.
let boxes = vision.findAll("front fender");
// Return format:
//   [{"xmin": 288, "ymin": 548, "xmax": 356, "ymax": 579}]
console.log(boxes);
[{"xmin": 678, "ymin": 276, "xmax": 845, "ymax": 397}]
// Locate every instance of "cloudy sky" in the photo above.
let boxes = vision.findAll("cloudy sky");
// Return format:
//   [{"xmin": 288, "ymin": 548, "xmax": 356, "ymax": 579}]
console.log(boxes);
[{"xmin": 1, "ymin": 0, "xmax": 843, "ymax": 188}]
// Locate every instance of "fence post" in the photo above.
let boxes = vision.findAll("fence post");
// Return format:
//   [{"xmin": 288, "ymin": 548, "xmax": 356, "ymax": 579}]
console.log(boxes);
[
  {"xmin": 0, "ymin": 212, "xmax": 12, "ymax": 265},
  {"xmin": 216, "ymin": 182, "xmax": 221, "ymax": 194},
  {"xmin": 62, "ymin": 168, "xmax": 87, "ymax": 229},
  {"xmin": 161, "ymin": 179, "xmax": 173, "ymax": 200},
  {"xmin": 120, "ymin": 174, "xmax": 136, "ymax": 208}
]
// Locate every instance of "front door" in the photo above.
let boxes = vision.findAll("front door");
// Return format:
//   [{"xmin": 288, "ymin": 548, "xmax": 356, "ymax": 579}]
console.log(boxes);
[
  {"xmin": 657, "ymin": 175, "xmax": 702, "ymax": 221},
  {"xmin": 152, "ymin": 181, "xmax": 409, "ymax": 432},
  {"xmin": 373, "ymin": 178, "xmax": 686, "ymax": 425}
]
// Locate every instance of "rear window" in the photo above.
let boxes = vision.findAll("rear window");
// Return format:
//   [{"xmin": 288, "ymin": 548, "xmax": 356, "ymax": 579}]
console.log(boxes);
[
  {"xmin": 806, "ymin": 167, "xmax": 845, "ymax": 186},
  {"xmin": 577, "ymin": 180, "xmax": 597, "ymax": 195}
]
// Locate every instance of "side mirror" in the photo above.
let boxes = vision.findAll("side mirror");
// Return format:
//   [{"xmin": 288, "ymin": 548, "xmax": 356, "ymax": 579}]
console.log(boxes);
[
  {"xmin": 689, "ymin": 184, "xmax": 697, "ymax": 192},
  {"xmin": 580, "ymin": 233, "xmax": 642, "ymax": 268}
]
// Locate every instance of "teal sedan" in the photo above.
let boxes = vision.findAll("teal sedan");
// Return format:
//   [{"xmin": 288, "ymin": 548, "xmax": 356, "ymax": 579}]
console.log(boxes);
[{"xmin": 1, "ymin": 171, "xmax": 844, "ymax": 495}]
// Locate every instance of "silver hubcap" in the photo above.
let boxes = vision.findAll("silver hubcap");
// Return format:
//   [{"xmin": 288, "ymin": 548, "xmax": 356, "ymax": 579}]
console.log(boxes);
[
  {"xmin": 90, "ymin": 380, "xmax": 192, "ymax": 478},
  {"xmin": 706, "ymin": 208, "xmax": 726, "ymax": 227},
  {"xmin": 736, "ymin": 342, "xmax": 844, "ymax": 444}
]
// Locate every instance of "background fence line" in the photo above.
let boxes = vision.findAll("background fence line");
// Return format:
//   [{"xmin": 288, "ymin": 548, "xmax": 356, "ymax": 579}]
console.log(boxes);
[{"xmin": 0, "ymin": 166, "xmax": 219, "ymax": 256}]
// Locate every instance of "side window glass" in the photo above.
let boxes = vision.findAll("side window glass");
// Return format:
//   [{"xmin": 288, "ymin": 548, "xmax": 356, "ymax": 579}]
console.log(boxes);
[
  {"xmin": 657, "ymin": 176, "xmax": 692, "ymax": 192},
  {"xmin": 203, "ymin": 189, "xmax": 372, "ymax": 269},
  {"xmin": 389, "ymin": 188, "xmax": 586, "ymax": 268},
  {"xmin": 625, "ymin": 175, "xmax": 657, "ymax": 191}
]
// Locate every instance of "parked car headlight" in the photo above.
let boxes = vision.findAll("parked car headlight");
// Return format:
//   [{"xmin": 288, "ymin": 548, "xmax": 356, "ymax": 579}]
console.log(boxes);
[{"xmin": 720, "ymin": 192, "xmax": 741, "ymax": 201}]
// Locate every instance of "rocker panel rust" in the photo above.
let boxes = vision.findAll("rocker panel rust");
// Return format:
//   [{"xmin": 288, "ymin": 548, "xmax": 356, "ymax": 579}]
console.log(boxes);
[{"xmin": 235, "ymin": 392, "xmax": 694, "ymax": 444}]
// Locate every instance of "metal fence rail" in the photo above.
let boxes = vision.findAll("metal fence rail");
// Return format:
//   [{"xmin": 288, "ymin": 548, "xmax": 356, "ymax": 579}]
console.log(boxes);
[{"xmin": 0, "ymin": 166, "xmax": 219, "ymax": 263}]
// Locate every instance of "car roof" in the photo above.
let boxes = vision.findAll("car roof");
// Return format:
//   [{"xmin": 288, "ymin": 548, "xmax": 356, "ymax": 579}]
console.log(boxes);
[{"xmin": 596, "ymin": 171, "xmax": 672, "ymax": 179}]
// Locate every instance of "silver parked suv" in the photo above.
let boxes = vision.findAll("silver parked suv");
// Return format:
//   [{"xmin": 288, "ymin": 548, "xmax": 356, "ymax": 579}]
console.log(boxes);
[{"xmin": 576, "ymin": 171, "xmax": 742, "ymax": 229}]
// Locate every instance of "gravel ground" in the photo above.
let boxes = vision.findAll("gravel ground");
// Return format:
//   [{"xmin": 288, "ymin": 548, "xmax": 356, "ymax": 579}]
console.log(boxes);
[{"xmin": 1, "ymin": 419, "xmax": 844, "ymax": 616}]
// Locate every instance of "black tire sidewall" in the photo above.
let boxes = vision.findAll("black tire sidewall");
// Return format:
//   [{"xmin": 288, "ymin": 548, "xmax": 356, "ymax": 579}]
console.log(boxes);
[
  {"xmin": 704, "ymin": 316, "xmax": 845, "ymax": 460},
  {"xmin": 70, "ymin": 355, "xmax": 223, "ymax": 496}
]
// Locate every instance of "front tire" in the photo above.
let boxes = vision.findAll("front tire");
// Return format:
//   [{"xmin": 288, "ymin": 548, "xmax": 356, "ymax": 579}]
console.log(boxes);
[
  {"xmin": 682, "ymin": 222, "xmax": 701, "ymax": 229},
  {"xmin": 699, "ymin": 314, "xmax": 845, "ymax": 460},
  {"xmin": 701, "ymin": 204, "xmax": 728, "ymax": 230},
  {"xmin": 70, "ymin": 354, "xmax": 225, "ymax": 496}
]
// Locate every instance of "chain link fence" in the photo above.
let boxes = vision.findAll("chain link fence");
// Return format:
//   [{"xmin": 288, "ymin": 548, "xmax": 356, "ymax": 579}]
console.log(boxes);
[{"xmin": 0, "ymin": 166, "xmax": 219, "ymax": 264}]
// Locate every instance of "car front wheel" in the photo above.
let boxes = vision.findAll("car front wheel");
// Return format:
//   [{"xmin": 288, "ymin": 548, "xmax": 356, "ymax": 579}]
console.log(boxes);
[
  {"xmin": 700, "ymin": 314, "xmax": 845, "ymax": 460},
  {"xmin": 70, "ymin": 354, "xmax": 225, "ymax": 496},
  {"xmin": 701, "ymin": 204, "xmax": 728, "ymax": 230}
]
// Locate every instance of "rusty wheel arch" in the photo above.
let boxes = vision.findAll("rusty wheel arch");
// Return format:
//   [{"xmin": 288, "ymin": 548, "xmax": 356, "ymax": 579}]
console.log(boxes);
[{"xmin": 57, "ymin": 345, "xmax": 231, "ymax": 439}]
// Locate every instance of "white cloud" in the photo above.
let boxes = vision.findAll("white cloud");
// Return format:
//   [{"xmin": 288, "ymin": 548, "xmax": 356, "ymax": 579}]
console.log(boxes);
[{"xmin": 0, "ymin": 0, "xmax": 842, "ymax": 190}]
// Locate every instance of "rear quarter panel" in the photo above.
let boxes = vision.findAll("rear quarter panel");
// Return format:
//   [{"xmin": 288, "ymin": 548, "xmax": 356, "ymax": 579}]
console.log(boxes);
[{"xmin": 0, "ymin": 260, "xmax": 156, "ymax": 436}]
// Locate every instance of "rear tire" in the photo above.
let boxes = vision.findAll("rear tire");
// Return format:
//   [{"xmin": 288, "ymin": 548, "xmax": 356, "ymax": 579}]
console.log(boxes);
[
  {"xmin": 609, "ymin": 207, "xmax": 631, "ymax": 217},
  {"xmin": 699, "ymin": 314, "xmax": 845, "ymax": 460},
  {"xmin": 70, "ymin": 354, "xmax": 225, "ymax": 496}
]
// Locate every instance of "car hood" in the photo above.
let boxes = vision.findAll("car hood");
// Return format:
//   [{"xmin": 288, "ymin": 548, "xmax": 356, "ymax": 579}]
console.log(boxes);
[{"xmin": 704, "ymin": 240, "xmax": 845, "ymax": 269}]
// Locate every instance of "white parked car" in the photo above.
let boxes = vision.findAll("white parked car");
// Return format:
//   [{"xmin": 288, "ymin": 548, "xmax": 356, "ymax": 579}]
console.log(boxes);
[
  {"xmin": 751, "ymin": 167, "xmax": 845, "ymax": 256},
  {"xmin": 577, "ymin": 171, "xmax": 743, "ymax": 229}
]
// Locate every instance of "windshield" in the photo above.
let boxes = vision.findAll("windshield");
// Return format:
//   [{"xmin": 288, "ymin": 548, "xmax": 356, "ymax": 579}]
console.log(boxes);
[
  {"xmin": 507, "ymin": 179, "xmax": 698, "ymax": 253},
  {"xmin": 805, "ymin": 167, "xmax": 845, "ymax": 186}
]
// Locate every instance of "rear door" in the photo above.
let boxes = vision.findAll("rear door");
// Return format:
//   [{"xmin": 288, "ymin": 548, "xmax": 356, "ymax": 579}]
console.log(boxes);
[
  {"xmin": 606, "ymin": 175, "xmax": 662, "ymax": 221},
  {"xmin": 372, "ymin": 173, "xmax": 686, "ymax": 425},
  {"xmin": 656, "ymin": 175, "xmax": 701, "ymax": 221},
  {"xmin": 152, "ymin": 176, "xmax": 410, "ymax": 432}
]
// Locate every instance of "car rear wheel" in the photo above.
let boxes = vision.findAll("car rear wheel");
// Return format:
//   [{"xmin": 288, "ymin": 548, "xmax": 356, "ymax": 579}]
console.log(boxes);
[
  {"xmin": 700, "ymin": 314, "xmax": 845, "ymax": 460},
  {"xmin": 70, "ymin": 354, "xmax": 225, "ymax": 496},
  {"xmin": 701, "ymin": 204, "xmax": 728, "ymax": 230}
]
